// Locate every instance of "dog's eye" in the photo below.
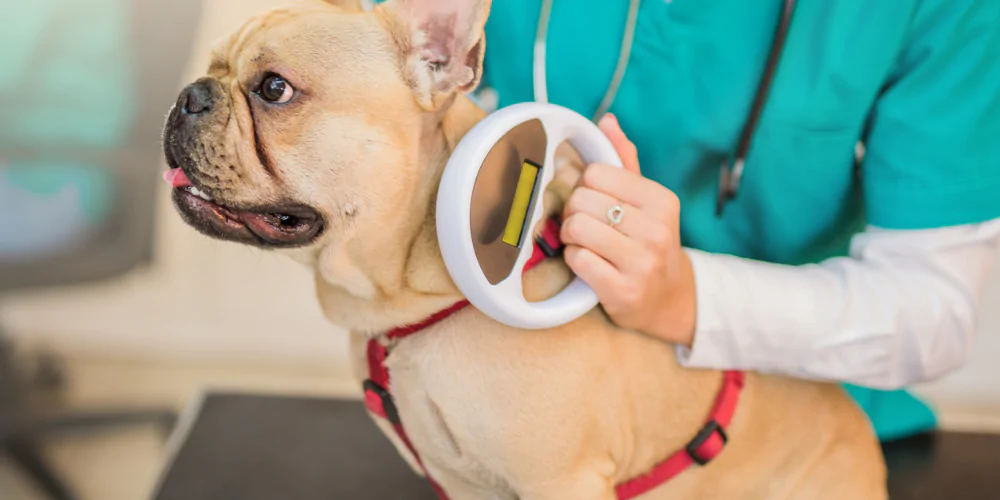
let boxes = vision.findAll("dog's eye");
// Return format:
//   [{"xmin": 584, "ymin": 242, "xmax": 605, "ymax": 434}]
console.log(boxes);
[{"xmin": 258, "ymin": 74, "xmax": 294, "ymax": 104}]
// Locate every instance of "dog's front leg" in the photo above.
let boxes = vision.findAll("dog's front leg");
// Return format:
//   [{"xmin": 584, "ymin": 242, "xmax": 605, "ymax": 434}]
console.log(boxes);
[{"xmin": 348, "ymin": 331, "xmax": 426, "ymax": 475}]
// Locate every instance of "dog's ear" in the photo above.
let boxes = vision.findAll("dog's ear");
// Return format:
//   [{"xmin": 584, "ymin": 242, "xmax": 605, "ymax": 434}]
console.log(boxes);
[{"xmin": 380, "ymin": 0, "xmax": 492, "ymax": 109}]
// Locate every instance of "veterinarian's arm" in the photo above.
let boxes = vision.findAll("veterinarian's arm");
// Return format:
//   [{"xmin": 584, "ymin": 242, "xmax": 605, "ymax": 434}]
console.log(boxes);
[
  {"xmin": 677, "ymin": 220, "xmax": 1000, "ymax": 389},
  {"xmin": 561, "ymin": 121, "xmax": 998, "ymax": 391},
  {"xmin": 677, "ymin": 2, "xmax": 1000, "ymax": 389}
]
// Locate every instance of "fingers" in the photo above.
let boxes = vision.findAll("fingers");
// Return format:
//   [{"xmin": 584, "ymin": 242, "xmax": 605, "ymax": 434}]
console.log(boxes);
[
  {"xmin": 598, "ymin": 114, "xmax": 640, "ymax": 174},
  {"xmin": 563, "ymin": 245, "xmax": 626, "ymax": 303},
  {"xmin": 563, "ymin": 186, "xmax": 643, "ymax": 238},
  {"xmin": 589, "ymin": 114, "xmax": 680, "ymax": 220},
  {"xmin": 559, "ymin": 212, "xmax": 646, "ymax": 274},
  {"xmin": 563, "ymin": 186, "xmax": 672, "ymax": 252},
  {"xmin": 578, "ymin": 163, "xmax": 680, "ymax": 221}
]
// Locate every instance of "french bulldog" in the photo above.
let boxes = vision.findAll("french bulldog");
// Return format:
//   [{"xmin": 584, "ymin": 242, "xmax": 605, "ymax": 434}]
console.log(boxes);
[{"xmin": 162, "ymin": 0, "xmax": 888, "ymax": 498}]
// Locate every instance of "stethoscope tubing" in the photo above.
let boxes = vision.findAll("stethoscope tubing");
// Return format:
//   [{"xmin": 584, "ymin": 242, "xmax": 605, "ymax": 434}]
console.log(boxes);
[{"xmin": 531, "ymin": 0, "xmax": 798, "ymax": 217}]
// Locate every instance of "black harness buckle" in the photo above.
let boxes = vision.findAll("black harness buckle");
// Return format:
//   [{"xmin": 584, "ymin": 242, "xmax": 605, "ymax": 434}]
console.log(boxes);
[
  {"xmin": 363, "ymin": 379, "xmax": 401, "ymax": 425},
  {"xmin": 535, "ymin": 236, "xmax": 563, "ymax": 258},
  {"xmin": 685, "ymin": 420, "xmax": 728, "ymax": 466}
]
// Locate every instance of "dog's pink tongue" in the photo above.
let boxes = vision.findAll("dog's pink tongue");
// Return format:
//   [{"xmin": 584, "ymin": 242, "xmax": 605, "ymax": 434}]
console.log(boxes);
[{"xmin": 163, "ymin": 168, "xmax": 193, "ymax": 188}]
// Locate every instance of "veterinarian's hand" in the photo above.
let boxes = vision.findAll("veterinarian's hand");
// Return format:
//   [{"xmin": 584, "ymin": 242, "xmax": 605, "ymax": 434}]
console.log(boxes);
[{"xmin": 560, "ymin": 114, "xmax": 697, "ymax": 347}]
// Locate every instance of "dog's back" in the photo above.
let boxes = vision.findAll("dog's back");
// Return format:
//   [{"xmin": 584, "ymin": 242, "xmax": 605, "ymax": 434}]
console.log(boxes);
[{"xmin": 358, "ymin": 255, "xmax": 887, "ymax": 499}]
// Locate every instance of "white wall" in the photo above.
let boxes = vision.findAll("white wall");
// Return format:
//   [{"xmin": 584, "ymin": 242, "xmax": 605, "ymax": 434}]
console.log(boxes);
[
  {"xmin": 2, "ymin": 190, "xmax": 348, "ymax": 368},
  {"xmin": 916, "ymin": 260, "xmax": 1000, "ymax": 406}
]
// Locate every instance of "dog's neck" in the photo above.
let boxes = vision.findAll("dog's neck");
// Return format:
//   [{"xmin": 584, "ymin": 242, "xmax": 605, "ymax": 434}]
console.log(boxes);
[{"xmin": 313, "ymin": 95, "xmax": 490, "ymax": 334}]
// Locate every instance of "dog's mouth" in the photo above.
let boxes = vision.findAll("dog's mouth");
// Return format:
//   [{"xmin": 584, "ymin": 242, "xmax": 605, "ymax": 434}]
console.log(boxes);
[{"xmin": 165, "ymin": 168, "xmax": 323, "ymax": 248}]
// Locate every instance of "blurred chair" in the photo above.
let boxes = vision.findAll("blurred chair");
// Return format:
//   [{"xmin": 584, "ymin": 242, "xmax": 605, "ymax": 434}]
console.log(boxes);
[{"xmin": 0, "ymin": 0, "xmax": 203, "ymax": 498}]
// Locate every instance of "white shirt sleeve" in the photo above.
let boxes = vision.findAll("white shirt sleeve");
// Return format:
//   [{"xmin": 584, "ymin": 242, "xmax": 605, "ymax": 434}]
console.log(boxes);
[{"xmin": 676, "ymin": 217, "xmax": 1000, "ymax": 390}]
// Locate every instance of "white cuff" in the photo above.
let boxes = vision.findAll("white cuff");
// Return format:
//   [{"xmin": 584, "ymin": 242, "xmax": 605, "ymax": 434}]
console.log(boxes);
[{"xmin": 674, "ymin": 248, "xmax": 744, "ymax": 369}]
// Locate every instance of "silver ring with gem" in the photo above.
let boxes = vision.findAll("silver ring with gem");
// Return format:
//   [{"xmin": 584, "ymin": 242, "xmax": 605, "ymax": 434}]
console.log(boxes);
[{"xmin": 606, "ymin": 205, "xmax": 625, "ymax": 227}]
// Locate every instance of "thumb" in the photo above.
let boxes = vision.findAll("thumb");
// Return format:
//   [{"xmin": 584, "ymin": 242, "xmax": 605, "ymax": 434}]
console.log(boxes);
[{"xmin": 598, "ymin": 113, "xmax": 641, "ymax": 175}]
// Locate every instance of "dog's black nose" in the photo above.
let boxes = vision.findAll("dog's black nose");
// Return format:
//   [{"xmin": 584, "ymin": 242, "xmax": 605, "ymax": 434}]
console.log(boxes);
[{"xmin": 181, "ymin": 82, "xmax": 213, "ymax": 115}]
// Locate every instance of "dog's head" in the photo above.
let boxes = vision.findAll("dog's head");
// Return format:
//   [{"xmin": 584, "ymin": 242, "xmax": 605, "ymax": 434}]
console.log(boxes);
[{"xmin": 163, "ymin": 0, "xmax": 491, "ymax": 256}]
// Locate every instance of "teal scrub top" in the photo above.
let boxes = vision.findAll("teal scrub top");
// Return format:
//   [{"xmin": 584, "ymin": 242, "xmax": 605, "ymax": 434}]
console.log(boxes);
[{"xmin": 478, "ymin": 0, "xmax": 1000, "ymax": 441}]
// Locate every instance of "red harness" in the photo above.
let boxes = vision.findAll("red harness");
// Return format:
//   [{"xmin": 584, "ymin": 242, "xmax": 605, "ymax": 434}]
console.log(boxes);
[{"xmin": 363, "ymin": 219, "xmax": 745, "ymax": 499}]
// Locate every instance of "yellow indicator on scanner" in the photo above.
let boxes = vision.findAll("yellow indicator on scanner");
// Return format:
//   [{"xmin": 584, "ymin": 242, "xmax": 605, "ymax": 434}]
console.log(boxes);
[{"xmin": 502, "ymin": 160, "xmax": 540, "ymax": 247}]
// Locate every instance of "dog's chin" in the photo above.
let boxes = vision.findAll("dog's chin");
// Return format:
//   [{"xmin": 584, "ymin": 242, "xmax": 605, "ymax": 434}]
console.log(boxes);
[{"xmin": 171, "ymin": 186, "xmax": 324, "ymax": 249}]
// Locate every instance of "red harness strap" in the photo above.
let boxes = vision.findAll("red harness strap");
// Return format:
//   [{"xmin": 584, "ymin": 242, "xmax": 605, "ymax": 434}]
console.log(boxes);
[
  {"xmin": 363, "ymin": 218, "xmax": 744, "ymax": 500},
  {"xmin": 362, "ymin": 218, "xmax": 563, "ymax": 499},
  {"xmin": 364, "ymin": 337, "xmax": 453, "ymax": 498},
  {"xmin": 614, "ymin": 370, "xmax": 745, "ymax": 499}
]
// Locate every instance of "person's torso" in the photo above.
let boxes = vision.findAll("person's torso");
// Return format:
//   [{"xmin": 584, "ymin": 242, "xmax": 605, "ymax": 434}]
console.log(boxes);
[
  {"xmin": 483, "ymin": 0, "xmax": 919, "ymax": 265},
  {"xmin": 480, "ymin": 0, "xmax": 939, "ymax": 441}
]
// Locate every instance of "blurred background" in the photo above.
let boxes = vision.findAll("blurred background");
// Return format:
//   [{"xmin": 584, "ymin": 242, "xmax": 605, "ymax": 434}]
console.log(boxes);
[
  {"xmin": 1, "ymin": 0, "xmax": 999, "ymax": 499},
  {"xmin": 1, "ymin": 1, "xmax": 360, "ymax": 498}
]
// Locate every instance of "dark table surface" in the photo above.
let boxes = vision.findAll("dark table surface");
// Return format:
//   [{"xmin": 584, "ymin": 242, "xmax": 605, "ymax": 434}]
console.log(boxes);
[{"xmin": 152, "ymin": 393, "xmax": 1000, "ymax": 500}]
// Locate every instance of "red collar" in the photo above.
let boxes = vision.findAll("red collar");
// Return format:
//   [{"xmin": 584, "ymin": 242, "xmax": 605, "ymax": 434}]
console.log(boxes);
[
  {"xmin": 363, "ymin": 218, "xmax": 745, "ymax": 500},
  {"xmin": 383, "ymin": 217, "xmax": 564, "ymax": 343}
]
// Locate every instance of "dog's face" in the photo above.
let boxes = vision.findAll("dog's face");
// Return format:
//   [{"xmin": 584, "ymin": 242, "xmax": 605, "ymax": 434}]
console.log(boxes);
[{"xmin": 163, "ymin": 0, "xmax": 490, "ymax": 254}]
